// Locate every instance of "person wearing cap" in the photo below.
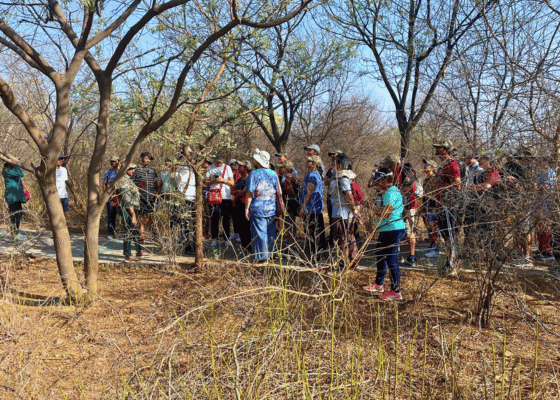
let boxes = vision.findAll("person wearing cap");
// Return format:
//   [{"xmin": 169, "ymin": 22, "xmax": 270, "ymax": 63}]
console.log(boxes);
[
  {"xmin": 277, "ymin": 160, "xmax": 300, "ymax": 244},
  {"xmin": 132, "ymin": 151, "xmax": 160, "ymax": 254},
  {"xmin": 56, "ymin": 155, "xmax": 71, "ymax": 216},
  {"xmin": 276, "ymin": 152, "xmax": 298, "ymax": 179},
  {"xmin": 245, "ymin": 149, "xmax": 283, "ymax": 262},
  {"xmin": 102, "ymin": 156, "xmax": 120, "ymax": 239},
  {"xmin": 429, "ymin": 140, "xmax": 461, "ymax": 270},
  {"xmin": 329, "ymin": 154, "xmax": 361, "ymax": 270},
  {"xmin": 299, "ymin": 154, "xmax": 326, "ymax": 261},
  {"xmin": 363, "ymin": 167, "xmax": 406, "ymax": 301},
  {"xmin": 116, "ymin": 163, "xmax": 141, "ymax": 262},
  {"xmin": 231, "ymin": 161, "xmax": 252, "ymax": 250},
  {"xmin": 304, "ymin": 144, "xmax": 325, "ymax": 176},
  {"xmin": 205, "ymin": 156, "xmax": 235, "ymax": 247}
]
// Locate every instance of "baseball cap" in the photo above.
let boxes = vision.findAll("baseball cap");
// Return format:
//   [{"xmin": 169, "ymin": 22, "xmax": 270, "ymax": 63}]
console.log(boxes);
[
  {"xmin": 304, "ymin": 144, "xmax": 321, "ymax": 154},
  {"xmin": 110, "ymin": 156, "xmax": 120, "ymax": 162}
]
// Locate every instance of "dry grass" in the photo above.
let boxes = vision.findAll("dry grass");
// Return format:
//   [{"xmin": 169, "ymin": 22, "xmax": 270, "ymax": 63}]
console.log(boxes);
[{"xmin": 0, "ymin": 254, "xmax": 559, "ymax": 399}]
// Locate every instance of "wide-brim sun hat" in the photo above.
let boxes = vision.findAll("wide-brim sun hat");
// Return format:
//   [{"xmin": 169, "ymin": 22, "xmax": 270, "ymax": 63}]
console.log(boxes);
[
  {"xmin": 432, "ymin": 140, "xmax": 453, "ymax": 150},
  {"xmin": 253, "ymin": 149, "xmax": 270, "ymax": 168},
  {"xmin": 376, "ymin": 154, "xmax": 400, "ymax": 169},
  {"xmin": 422, "ymin": 159, "xmax": 438, "ymax": 168}
]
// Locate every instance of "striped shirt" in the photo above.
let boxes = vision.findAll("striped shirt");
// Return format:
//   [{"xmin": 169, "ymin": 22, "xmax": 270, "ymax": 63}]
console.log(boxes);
[{"xmin": 132, "ymin": 165, "xmax": 159, "ymax": 199}]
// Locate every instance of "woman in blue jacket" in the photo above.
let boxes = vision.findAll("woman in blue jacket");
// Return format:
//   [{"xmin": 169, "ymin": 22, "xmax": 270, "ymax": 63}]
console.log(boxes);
[{"xmin": 3, "ymin": 162, "xmax": 27, "ymax": 241}]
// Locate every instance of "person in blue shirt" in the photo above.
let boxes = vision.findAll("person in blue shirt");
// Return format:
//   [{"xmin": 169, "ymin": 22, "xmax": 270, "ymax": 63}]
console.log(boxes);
[
  {"xmin": 299, "ymin": 155, "xmax": 326, "ymax": 262},
  {"xmin": 245, "ymin": 149, "xmax": 283, "ymax": 262},
  {"xmin": 363, "ymin": 167, "xmax": 406, "ymax": 301},
  {"xmin": 3, "ymin": 162, "xmax": 27, "ymax": 242}
]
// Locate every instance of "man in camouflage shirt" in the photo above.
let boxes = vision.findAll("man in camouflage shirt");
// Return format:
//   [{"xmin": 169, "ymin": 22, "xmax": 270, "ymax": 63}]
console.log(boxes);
[{"xmin": 117, "ymin": 164, "xmax": 141, "ymax": 262}]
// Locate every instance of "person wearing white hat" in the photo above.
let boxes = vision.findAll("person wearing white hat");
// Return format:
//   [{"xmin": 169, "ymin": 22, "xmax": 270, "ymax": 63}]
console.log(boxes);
[
  {"xmin": 245, "ymin": 149, "xmax": 283, "ymax": 262},
  {"xmin": 304, "ymin": 144, "xmax": 324, "ymax": 176}
]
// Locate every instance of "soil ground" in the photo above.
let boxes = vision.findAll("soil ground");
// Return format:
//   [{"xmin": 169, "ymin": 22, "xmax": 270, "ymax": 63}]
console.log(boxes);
[{"xmin": 1, "ymin": 252, "xmax": 559, "ymax": 399}]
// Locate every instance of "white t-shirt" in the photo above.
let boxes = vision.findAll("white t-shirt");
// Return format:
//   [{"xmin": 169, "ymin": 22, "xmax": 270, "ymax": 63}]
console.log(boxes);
[
  {"xmin": 56, "ymin": 166, "xmax": 69, "ymax": 199},
  {"xmin": 206, "ymin": 163, "xmax": 233, "ymax": 200},
  {"xmin": 176, "ymin": 166, "xmax": 196, "ymax": 201}
]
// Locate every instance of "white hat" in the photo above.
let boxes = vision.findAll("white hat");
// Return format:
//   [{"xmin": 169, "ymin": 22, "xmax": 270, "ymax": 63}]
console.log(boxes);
[
  {"xmin": 304, "ymin": 144, "xmax": 321, "ymax": 154},
  {"xmin": 252, "ymin": 149, "xmax": 270, "ymax": 168},
  {"xmin": 228, "ymin": 159, "xmax": 239, "ymax": 165}
]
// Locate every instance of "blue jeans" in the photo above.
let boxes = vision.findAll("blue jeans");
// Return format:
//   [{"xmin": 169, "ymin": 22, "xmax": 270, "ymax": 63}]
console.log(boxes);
[
  {"xmin": 250, "ymin": 215, "xmax": 276, "ymax": 261},
  {"xmin": 106, "ymin": 201, "xmax": 117, "ymax": 236},
  {"xmin": 60, "ymin": 197, "xmax": 69, "ymax": 212},
  {"xmin": 375, "ymin": 229, "xmax": 406, "ymax": 293}
]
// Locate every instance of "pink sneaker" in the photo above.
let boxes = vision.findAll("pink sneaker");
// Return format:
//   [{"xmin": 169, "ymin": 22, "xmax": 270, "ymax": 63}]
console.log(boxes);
[
  {"xmin": 380, "ymin": 291, "xmax": 403, "ymax": 301},
  {"xmin": 363, "ymin": 283, "xmax": 384, "ymax": 293}
]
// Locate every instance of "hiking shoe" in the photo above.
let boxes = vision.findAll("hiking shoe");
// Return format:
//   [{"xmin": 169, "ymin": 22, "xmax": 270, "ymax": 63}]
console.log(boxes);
[
  {"xmin": 356, "ymin": 265, "xmax": 376, "ymax": 272},
  {"xmin": 380, "ymin": 291, "xmax": 403, "ymax": 301},
  {"xmin": 210, "ymin": 239, "xmax": 218, "ymax": 247},
  {"xmin": 125, "ymin": 256, "xmax": 140, "ymax": 263},
  {"xmin": 363, "ymin": 283, "xmax": 384, "ymax": 293},
  {"xmin": 540, "ymin": 253, "xmax": 556, "ymax": 263},
  {"xmin": 402, "ymin": 255, "xmax": 416, "ymax": 267},
  {"xmin": 425, "ymin": 249, "xmax": 439, "ymax": 258},
  {"xmin": 514, "ymin": 256, "xmax": 534, "ymax": 268}
]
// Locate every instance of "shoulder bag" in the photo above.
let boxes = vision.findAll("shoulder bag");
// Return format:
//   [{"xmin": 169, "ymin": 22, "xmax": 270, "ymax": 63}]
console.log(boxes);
[{"xmin": 207, "ymin": 165, "xmax": 226, "ymax": 206}]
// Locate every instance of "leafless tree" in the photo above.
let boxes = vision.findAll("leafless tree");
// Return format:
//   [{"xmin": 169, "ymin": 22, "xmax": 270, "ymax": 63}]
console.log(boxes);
[{"xmin": 0, "ymin": 0, "xmax": 313, "ymax": 302}]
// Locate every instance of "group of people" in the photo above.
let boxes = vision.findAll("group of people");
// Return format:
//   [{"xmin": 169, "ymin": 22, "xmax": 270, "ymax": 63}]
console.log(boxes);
[{"xmin": 3, "ymin": 139, "xmax": 558, "ymax": 302}]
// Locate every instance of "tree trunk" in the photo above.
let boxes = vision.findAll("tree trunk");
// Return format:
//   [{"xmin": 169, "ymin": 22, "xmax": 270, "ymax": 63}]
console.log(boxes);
[
  {"xmin": 194, "ymin": 169, "xmax": 205, "ymax": 267},
  {"xmin": 38, "ymin": 176, "xmax": 85, "ymax": 302},
  {"xmin": 396, "ymin": 110, "xmax": 410, "ymax": 160},
  {"xmin": 84, "ymin": 202, "xmax": 103, "ymax": 296},
  {"xmin": 83, "ymin": 79, "xmax": 112, "ymax": 298}
]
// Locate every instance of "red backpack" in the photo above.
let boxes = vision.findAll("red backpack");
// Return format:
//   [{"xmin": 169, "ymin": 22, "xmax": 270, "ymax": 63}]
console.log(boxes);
[{"xmin": 351, "ymin": 180, "xmax": 363, "ymax": 205}]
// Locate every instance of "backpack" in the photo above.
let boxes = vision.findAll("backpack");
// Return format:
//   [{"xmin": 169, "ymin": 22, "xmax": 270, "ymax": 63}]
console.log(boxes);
[{"xmin": 351, "ymin": 180, "xmax": 364, "ymax": 205}]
